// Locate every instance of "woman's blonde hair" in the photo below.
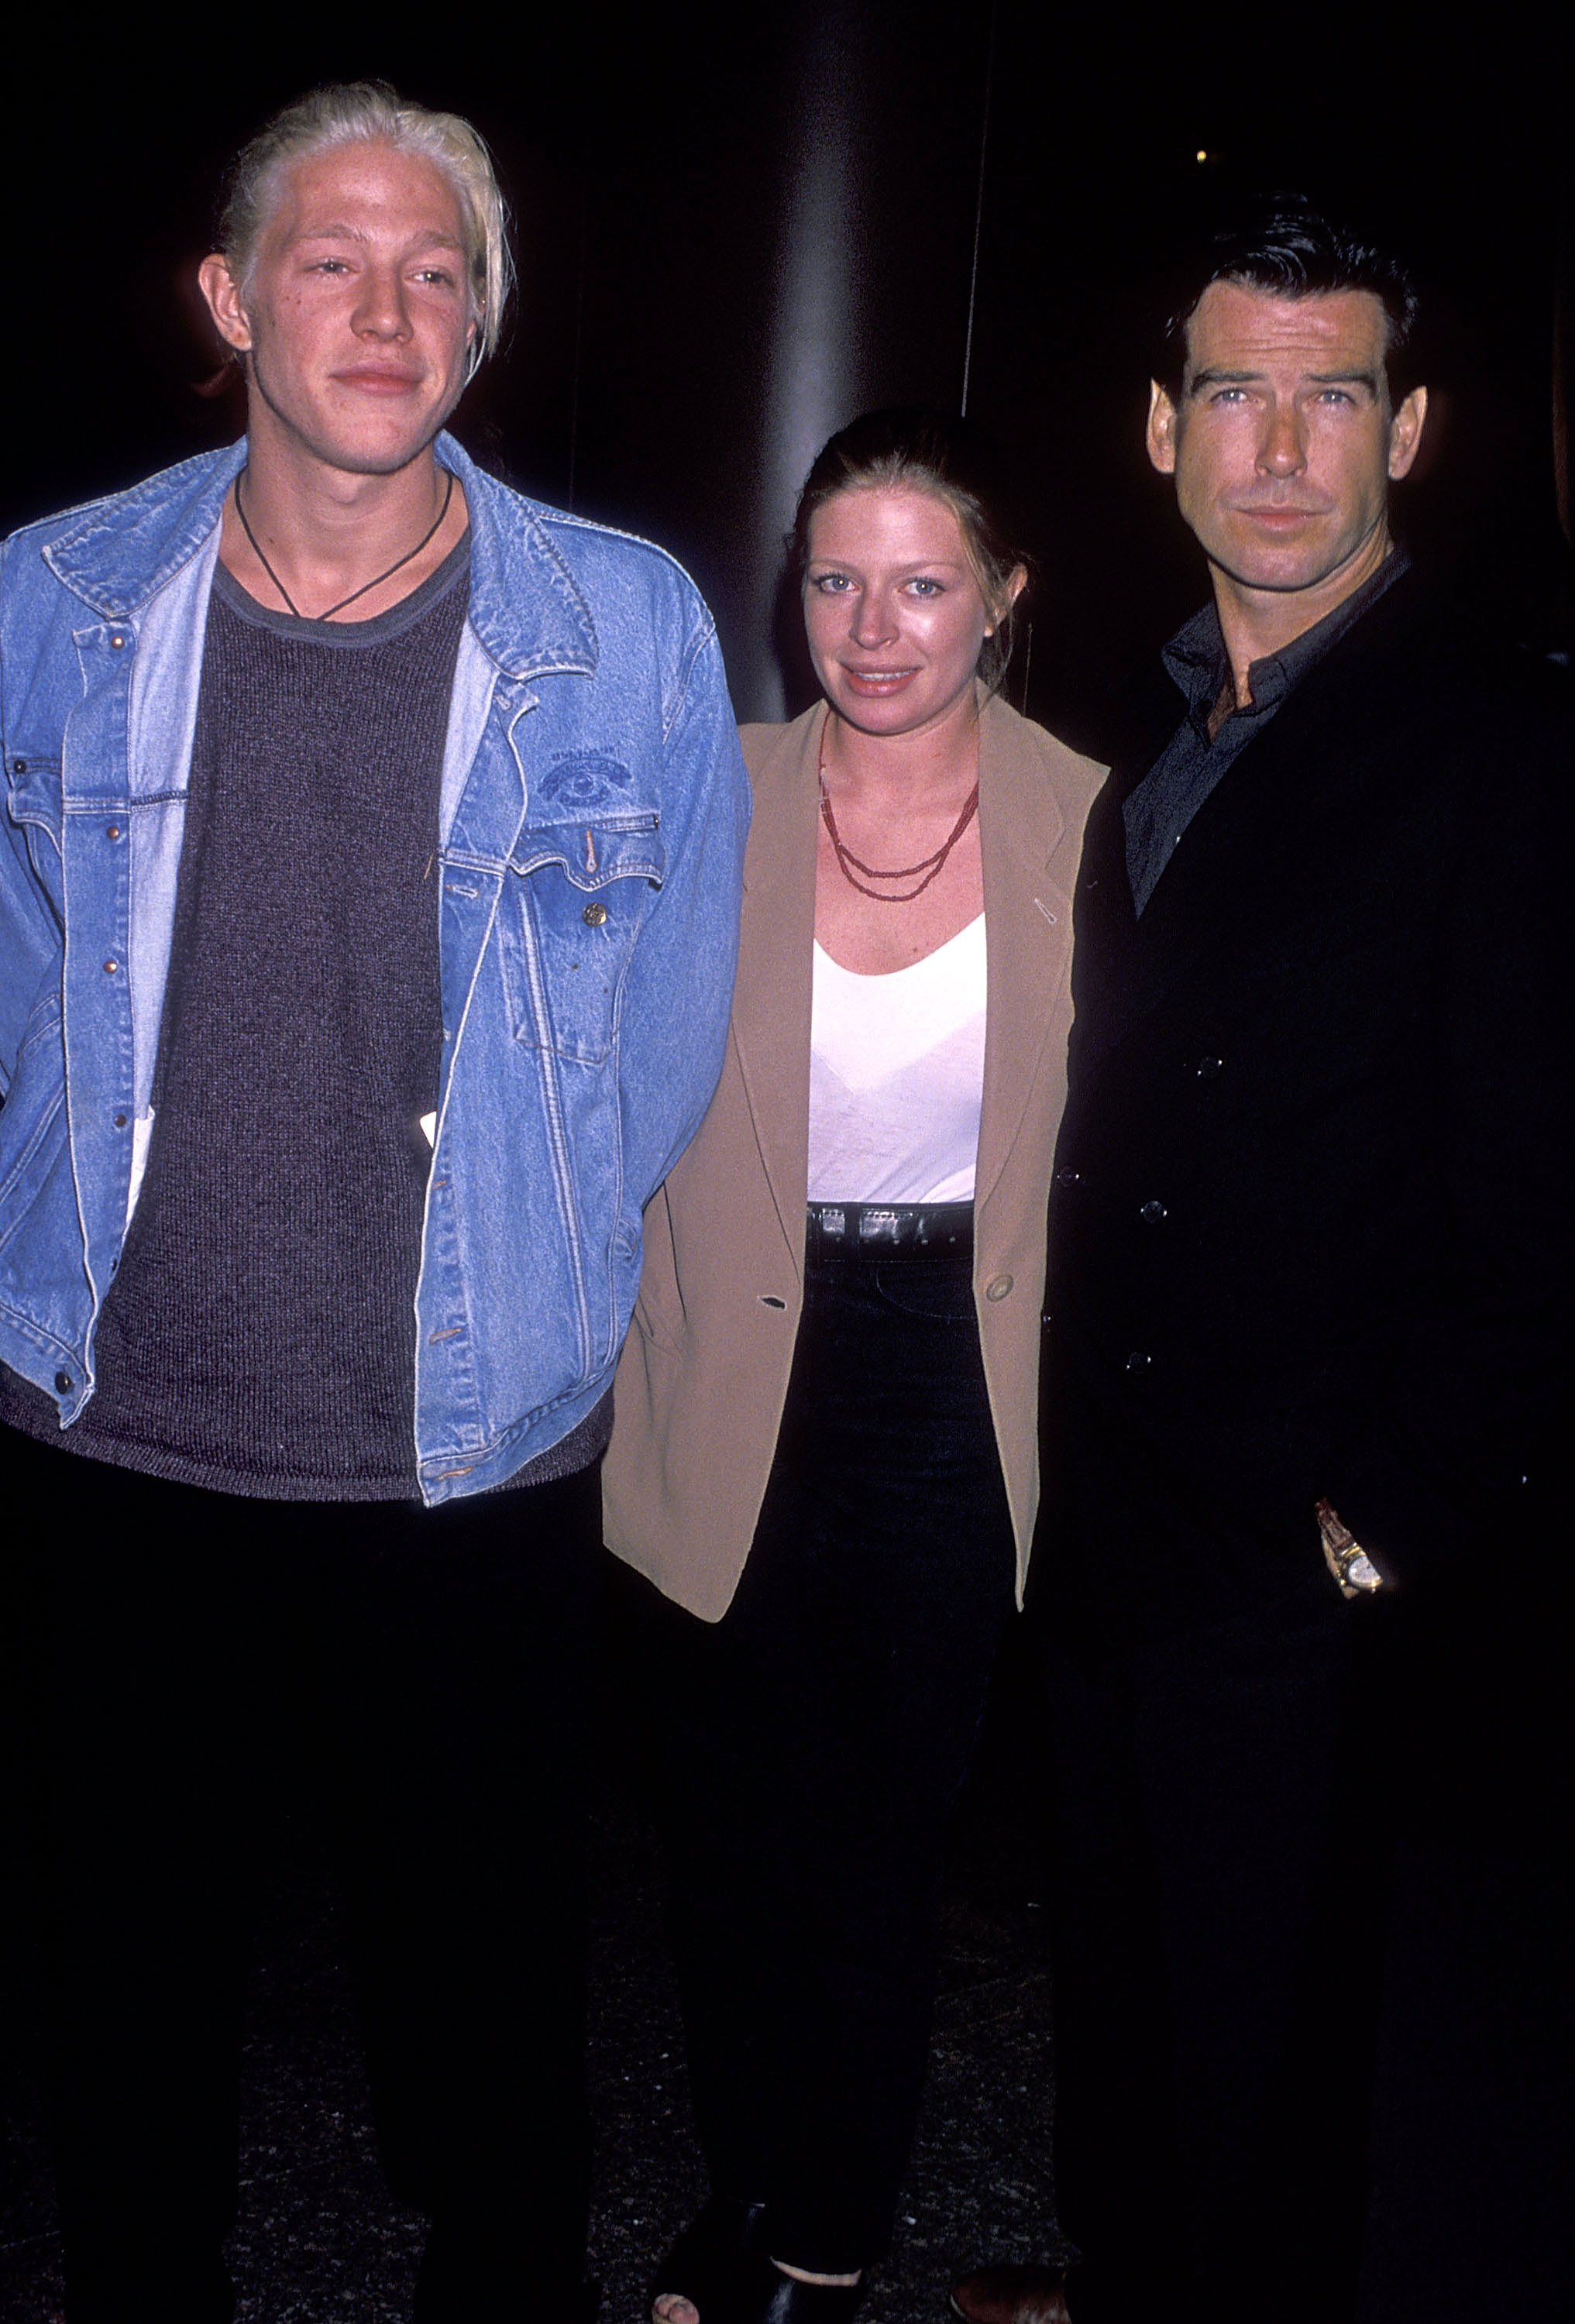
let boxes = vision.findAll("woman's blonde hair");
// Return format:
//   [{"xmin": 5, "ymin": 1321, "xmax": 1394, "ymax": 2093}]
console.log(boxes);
[
  {"xmin": 215, "ymin": 81, "xmax": 513, "ymax": 379},
  {"xmin": 791, "ymin": 409, "xmax": 1030, "ymax": 696}
]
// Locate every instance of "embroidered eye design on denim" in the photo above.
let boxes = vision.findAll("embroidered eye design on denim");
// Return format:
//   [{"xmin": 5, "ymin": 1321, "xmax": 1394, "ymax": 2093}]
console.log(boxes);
[{"xmin": 533, "ymin": 750, "xmax": 636, "ymax": 809}]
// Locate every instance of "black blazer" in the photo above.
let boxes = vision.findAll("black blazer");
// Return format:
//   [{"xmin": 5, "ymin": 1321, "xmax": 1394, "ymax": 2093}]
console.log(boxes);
[{"xmin": 1040, "ymin": 570, "xmax": 1572, "ymax": 1653}]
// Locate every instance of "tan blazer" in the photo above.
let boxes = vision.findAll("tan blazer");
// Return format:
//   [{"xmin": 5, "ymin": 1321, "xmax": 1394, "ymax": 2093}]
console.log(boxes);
[{"xmin": 602, "ymin": 693, "xmax": 1102, "ymax": 1621}]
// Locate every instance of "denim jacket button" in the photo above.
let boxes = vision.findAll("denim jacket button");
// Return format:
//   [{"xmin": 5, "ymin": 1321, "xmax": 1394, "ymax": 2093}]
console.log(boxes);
[
  {"xmin": 54, "ymin": 1370, "xmax": 73, "ymax": 1393},
  {"xmin": 582, "ymin": 901, "xmax": 608, "ymax": 927}
]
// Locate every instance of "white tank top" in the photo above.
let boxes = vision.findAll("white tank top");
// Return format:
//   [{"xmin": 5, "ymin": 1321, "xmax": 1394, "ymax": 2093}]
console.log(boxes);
[{"xmin": 806, "ymin": 913, "xmax": 987, "ymax": 1203}]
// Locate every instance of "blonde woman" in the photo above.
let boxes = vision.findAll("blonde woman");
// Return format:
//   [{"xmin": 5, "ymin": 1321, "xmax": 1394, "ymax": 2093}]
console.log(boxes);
[{"xmin": 605, "ymin": 410, "xmax": 1101, "ymax": 2324}]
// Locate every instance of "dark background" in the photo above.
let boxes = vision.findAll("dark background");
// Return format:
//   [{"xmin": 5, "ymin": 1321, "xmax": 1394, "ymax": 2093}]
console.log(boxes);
[
  {"xmin": 1, "ymin": 15, "xmax": 1568, "ymax": 2312},
  {"xmin": 4, "ymin": 6, "xmax": 1570, "ymax": 747}
]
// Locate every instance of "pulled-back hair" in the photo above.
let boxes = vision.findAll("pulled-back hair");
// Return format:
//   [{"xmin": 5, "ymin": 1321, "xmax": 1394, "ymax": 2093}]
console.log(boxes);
[
  {"xmin": 215, "ymin": 81, "xmax": 513, "ymax": 377},
  {"xmin": 1154, "ymin": 194, "xmax": 1421, "ymax": 404},
  {"xmin": 791, "ymin": 408, "xmax": 1030, "ymax": 696}
]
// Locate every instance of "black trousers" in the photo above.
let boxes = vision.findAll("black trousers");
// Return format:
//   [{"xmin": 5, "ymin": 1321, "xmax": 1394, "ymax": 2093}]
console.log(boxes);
[
  {"xmin": 648, "ymin": 1244, "xmax": 1017, "ymax": 2274},
  {"xmin": 1041, "ymin": 1559, "xmax": 1572, "ymax": 2324},
  {"xmin": 4, "ymin": 1421, "xmax": 600, "ymax": 2324}
]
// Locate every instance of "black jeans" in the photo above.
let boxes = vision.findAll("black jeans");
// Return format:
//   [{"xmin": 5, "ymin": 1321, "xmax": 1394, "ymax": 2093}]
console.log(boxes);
[
  {"xmin": 4, "ymin": 1422, "xmax": 600, "ymax": 2324},
  {"xmin": 651, "ymin": 1242, "xmax": 1017, "ymax": 2273}
]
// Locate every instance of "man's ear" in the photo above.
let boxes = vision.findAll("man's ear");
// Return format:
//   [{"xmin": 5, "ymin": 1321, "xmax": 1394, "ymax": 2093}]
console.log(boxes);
[
  {"xmin": 1147, "ymin": 380, "xmax": 1179, "ymax": 476},
  {"xmin": 1387, "ymin": 384, "xmax": 1428, "ymax": 480},
  {"xmin": 198, "ymin": 253, "xmax": 253, "ymax": 355}
]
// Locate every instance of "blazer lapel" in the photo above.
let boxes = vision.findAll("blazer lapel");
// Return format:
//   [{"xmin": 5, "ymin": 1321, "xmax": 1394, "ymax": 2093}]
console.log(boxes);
[
  {"xmin": 730, "ymin": 710, "xmax": 823, "ymax": 1253},
  {"xmin": 975, "ymin": 698, "xmax": 1087, "ymax": 1213}
]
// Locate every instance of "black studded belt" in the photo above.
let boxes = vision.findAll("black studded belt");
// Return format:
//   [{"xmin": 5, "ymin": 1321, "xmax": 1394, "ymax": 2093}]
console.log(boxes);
[{"xmin": 804, "ymin": 1200, "xmax": 974, "ymax": 1261}]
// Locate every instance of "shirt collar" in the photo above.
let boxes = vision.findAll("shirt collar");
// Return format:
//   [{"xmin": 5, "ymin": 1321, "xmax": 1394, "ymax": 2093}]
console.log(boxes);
[{"xmin": 1162, "ymin": 545, "xmax": 1412, "ymax": 737}]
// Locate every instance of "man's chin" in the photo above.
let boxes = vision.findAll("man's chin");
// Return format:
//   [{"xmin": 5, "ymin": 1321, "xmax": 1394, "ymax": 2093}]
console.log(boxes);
[
  {"xmin": 308, "ymin": 414, "xmax": 458, "ymax": 480},
  {"xmin": 246, "ymin": 379, "xmax": 462, "ymax": 483},
  {"xmin": 1208, "ymin": 541, "xmax": 1362, "ymax": 599}
]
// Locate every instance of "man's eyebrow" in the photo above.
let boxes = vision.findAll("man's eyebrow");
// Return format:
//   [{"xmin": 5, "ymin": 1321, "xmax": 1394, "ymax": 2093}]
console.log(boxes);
[
  {"xmin": 290, "ymin": 224, "xmax": 467, "ymax": 251},
  {"xmin": 1185, "ymin": 364, "xmax": 1381, "ymax": 394}
]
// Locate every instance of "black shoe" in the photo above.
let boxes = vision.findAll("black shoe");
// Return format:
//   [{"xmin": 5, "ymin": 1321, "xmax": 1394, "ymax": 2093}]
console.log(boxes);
[{"xmin": 649, "ymin": 2195, "xmax": 771, "ymax": 2318}]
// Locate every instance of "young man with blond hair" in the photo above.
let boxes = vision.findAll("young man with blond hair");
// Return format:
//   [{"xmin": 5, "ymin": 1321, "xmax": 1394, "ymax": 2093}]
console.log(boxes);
[{"xmin": 1, "ymin": 81, "xmax": 747, "ymax": 2324}]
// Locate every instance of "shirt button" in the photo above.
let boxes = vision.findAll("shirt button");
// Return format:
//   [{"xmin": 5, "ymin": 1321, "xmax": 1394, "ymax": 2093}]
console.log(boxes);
[
  {"xmin": 1125, "ymin": 1351, "xmax": 1152, "ymax": 1373},
  {"xmin": 1140, "ymin": 1199, "xmax": 1167, "ymax": 1222},
  {"xmin": 1196, "ymin": 1056, "xmax": 1223, "ymax": 1078},
  {"xmin": 582, "ymin": 902, "xmax": 608, "ymax": 927},
  {"xmin": 985, "ymin": 1274, "xmax": 1014, "ymax": 1301}
]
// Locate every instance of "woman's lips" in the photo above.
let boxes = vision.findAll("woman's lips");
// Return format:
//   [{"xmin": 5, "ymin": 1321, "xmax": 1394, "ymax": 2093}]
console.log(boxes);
[{"xmin": 841, "ymin": 665, "xmax": 919, "ymax": 695}]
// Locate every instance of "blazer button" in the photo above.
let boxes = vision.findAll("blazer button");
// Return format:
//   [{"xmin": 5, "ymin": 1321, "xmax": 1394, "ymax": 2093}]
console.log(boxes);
[
  {"xmin": 1056, "ymin": 1166, "xmax": 1081, "ymax": 1187},
  {"xmin": 1124, "ymin": 1351, "xmax": 1151, "ymax": 1373},
  {"xmin": 1140, "ymin": 1199, "xmax": 1167, "ymax": 1222},
  {"xmin": 985, "ymin": 1274, "xmax": 1014, "ymax": 1301},
  {"xmin": 1196, "ymin": 1056, "xmax": 1223, "ymax": 1078}
]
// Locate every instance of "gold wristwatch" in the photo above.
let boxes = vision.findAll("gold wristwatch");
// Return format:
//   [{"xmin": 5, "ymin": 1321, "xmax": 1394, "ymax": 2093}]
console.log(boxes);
[{"xmin": 1315, "ymin": 1498, "xmax": 1384, "ymax": 1599}]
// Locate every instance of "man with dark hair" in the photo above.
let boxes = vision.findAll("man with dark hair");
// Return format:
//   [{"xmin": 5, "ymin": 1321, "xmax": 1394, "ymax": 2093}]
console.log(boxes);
[
  {"xmin": 1148, "ymin": 195, "xmax": 1422, "ymax": 406},
  {"xmin": 954, "ymin": 198, "xmax": 1569, "ymax": 2324},
  {"xmin": 0, "ymin": 84, "xmax": 747, "ymax": 2324}
]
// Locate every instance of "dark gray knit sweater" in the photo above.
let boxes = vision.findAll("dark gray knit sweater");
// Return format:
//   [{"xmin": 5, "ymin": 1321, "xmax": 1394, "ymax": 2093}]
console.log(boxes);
[{"xmin": 41, "ymin": 543, "xmax": 468, "ymax": 1496}]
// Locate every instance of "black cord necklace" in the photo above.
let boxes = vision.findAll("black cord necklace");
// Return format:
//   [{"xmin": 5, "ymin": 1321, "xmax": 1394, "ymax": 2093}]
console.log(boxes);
[{"xmin": 232, "ymin": 466, "xmax": 454, "ymax": 621}]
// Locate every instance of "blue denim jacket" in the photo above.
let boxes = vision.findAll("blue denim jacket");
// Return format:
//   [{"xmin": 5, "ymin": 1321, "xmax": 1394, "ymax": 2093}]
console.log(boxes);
[{"xmin": 0, "ymin": 434, "xmax": 748, "ymax": 1501}]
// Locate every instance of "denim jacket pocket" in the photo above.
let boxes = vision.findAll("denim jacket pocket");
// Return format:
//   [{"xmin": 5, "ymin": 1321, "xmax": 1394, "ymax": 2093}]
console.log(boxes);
[
  {"xmin": 501, "ymin": 813, "xmax": 667, "ymax": 1065},
  {"xmin": 5, "ymin": 755, "xmax": 65, "ymax": 879}
]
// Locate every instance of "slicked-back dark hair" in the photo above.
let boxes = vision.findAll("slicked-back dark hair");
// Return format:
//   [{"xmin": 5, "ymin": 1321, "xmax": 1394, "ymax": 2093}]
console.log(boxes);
[
  {"xmin": 789, "ymin": 407, "xmax": 1030, "ymax": 696},
  {"xmin": 1154, "ymin": 194, "xmax": 1422, "ymax": 406}
]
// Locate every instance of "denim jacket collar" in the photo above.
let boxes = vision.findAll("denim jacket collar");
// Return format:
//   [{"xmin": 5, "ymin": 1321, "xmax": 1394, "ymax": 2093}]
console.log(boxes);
[
  {"xmin": 40, "ymin": 431, "xmax": 600, "ymax": 683},
  {"xmin": 43, "ymin": 442, "xmax": 244, "ymax": 618},
  {"xmin": 436, "ymin": 435, "xmax": 598, "ymax": 681}
]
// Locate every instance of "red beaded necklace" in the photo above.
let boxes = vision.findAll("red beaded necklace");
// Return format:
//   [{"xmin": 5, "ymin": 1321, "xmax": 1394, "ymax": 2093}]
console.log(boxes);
[{"xmin": 817, "ymin": 717, "xmax": 979, "ymax": 906}]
